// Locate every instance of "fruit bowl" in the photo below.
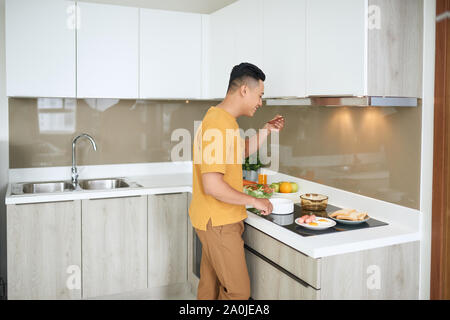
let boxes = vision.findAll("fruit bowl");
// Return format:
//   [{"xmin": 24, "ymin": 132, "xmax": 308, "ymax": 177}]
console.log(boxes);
[{"xmin": 273, "ymin": 191, "xmax": 302, "ymax": 196}]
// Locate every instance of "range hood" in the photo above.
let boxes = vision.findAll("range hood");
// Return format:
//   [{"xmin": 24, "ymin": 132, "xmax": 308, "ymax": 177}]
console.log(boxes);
[{"xmin": 265, "ymin": 96, "xmax": 420, "ymax": 107}]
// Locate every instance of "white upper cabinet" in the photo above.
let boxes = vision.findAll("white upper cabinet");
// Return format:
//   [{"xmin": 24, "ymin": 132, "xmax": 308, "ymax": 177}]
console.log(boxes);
[
  {"xmin": 306, "ymin": 0, "xmax": 366, "ymax": 96},
  {"xmin": 209, "ymin": 3, "xmax": 237, "ymax": 99},
  {"xmin": 77, "ymin": 2, "xmax": 139, "ymax": 99},
  {"xmin": 5, "ymin": 0, "xmax": 422, "ymax": 100},
  {"xmin": 233, "ymin": 0, "xmax": 263, "ymax": 68},
  {"xmin": 140, "ymin": 9, "xmax": 202, "ymax": 99},
  {"xmin": 5, "ymin": 0, "xmax": 76, "ymax": 97},
  {"xmin": 262, "ymin": 0, "xmax": 306, "ymax": 98},
  {"xmin": 209, "ymin": 0, "xmax": 263, "ymax": 99}
]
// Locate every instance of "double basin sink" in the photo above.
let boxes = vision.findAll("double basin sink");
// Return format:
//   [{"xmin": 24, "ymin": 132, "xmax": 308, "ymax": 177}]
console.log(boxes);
[
  {"xmin": 13, "ymin": 178, "xmax": 140, "ymax": 195},
  {"xmin": 12, "ymin": 133, "xmax": 144, "ymax": 195}
]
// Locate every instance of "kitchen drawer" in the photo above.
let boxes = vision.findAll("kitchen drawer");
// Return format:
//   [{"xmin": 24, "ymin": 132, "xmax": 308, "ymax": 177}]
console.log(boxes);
[
  {"xmin": 243, "ymin": 223, "xmax": 320, "ymax": 289},
  {"xmin": 245, "ymin": 247, "xmax": 319, "ymax": 300}
]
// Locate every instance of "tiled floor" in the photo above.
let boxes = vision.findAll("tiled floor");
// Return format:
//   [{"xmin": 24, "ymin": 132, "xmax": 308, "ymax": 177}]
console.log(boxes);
[
  {"xmin": 168, "ymin": 290, "xmax": 196, "ymax": 300},
  {"xmin": 87, "ymin": 284, "xmax": 197, "ymax": 300}
]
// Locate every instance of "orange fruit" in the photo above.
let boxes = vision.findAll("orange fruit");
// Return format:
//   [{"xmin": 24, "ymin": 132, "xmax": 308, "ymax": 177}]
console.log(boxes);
[{"xmin": 279, "ymin": 182, "xmax": 292, "ymax": 193}]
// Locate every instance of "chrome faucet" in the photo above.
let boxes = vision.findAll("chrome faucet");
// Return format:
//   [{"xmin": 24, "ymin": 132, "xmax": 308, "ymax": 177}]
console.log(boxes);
[{"xmin": 72, "ymin": 133, "xmax": 97, "ymax": 188}]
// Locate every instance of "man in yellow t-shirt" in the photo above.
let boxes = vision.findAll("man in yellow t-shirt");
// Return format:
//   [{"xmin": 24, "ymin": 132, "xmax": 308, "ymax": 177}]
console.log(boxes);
[{"xmin": 189, "ymin": 62, "xmax": 285, "ymax": 300}]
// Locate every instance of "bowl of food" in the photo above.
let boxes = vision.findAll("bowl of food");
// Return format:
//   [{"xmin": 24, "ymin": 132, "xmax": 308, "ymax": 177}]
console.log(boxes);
[
  {"xmin": 269, "ymin": 198, "xmax": 294, "ymax": 215},
  {"xmin": 243, "ymin": 183, "xmax": 274, "ymax": 199},
  {"xmin": 300, "ymin": 193, "xmax": 328, "ymax": 211}
]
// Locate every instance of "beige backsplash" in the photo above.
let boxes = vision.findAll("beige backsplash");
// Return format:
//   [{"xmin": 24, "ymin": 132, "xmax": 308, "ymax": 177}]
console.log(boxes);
[{"xmin": 9, "ymin": 98, "xmax": 421, "ymax": 209}]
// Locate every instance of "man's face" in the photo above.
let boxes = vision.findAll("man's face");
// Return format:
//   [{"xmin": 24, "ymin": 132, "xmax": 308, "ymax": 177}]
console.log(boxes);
[{"xmin": 242, "ymin": 79, "xmax": 264, "ymax": 117}]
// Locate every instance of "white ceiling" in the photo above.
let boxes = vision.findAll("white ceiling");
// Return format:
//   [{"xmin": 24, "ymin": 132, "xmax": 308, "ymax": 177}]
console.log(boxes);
[{"xmin": 76, "ymin": 0, "xmax": 238, "ymax": 14}]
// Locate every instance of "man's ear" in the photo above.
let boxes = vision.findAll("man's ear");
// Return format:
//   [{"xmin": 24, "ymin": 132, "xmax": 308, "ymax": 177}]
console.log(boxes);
[{"xmin": 239, "ymin": 84, "xmax": 247, "ymax": 97}]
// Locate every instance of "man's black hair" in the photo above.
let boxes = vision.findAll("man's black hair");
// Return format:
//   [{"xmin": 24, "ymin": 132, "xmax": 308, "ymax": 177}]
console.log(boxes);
[{"xmin": 227, "ymin": 62, "xmax": 266, "ymax": 93}]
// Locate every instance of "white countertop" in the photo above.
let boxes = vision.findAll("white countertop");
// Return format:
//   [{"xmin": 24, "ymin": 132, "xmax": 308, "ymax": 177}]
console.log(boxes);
[
  {"xmin": 5, "ymin": 162, "xmax": 193, "ymax": 204},
  {"xmin": 5, "ymin": 161, "xmax": 421, "ymax": 259},
  {"xmin": 245, "ymin": 211, "xmax": 419, "ymax": 258}
]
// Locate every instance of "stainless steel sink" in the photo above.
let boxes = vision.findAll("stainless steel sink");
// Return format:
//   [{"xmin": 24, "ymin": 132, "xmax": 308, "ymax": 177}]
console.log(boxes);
[
  {"xmin": 19, "ymin": 181, "xmax": 75, "ymax": 194},
  {"xmin": 11, "ymin": 178, "xmax": 141, "ymax": 195},
  {"xmin": 78, "ymin": 178, "xmax": 130, "ymax": 190}
]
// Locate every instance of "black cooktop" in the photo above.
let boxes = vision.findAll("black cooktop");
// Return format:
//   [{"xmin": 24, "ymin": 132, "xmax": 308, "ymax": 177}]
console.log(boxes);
[{"xmin": 248, "ymin": 203, "xmax": 388, "ymax": 237}]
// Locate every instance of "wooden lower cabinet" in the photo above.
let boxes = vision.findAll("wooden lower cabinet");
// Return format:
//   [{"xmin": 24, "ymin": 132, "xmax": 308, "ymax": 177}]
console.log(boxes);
[
  {"xmin": 7, "ymin": 201, "xmax": 82, "ymax": 300},
  {"xmin": 245, "ymin": 246, "xmax": 320, "ymax": 300},
  {"xmin": 320, "ymin": 241, "xmax": 420, "ymax": 299},
  {"xmin": 7, "ymin": 193, "xmax": 192, "ymax": 299},
  {"xmin": 7, "ymin": 192, "xmax": 419, "ymax": 300},
  {"xmin": 244, "ymin": 223, "xmax": 420, "ymax": 300},
  {"xmin": 147, "ymin": 193, "xmax": 188, "ymax": 287},
  {"xmin": 243, "ymin": 224, "xmax": 320, "ymax": 289},
  {"xmin": 81, "ymin": 195, "xmax": 147, "ymax": 298}
]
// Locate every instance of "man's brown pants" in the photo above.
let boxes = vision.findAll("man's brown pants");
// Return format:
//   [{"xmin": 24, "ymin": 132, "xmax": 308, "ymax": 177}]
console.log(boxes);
[{"xmin": 195, "ymin": 219, "xmax": 250, "ymax": 300}]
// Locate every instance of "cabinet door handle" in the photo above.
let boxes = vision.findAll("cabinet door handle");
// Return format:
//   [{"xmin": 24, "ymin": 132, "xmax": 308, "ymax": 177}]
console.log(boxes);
[
  {"xmin": 151, "ymin": 192, "xmax": 183, "ymax": 196},
  {"xmin": 88, "ymin": 195, "xmax": 143, "ymax": 201},
  {"xmin": 244, "ymin": 244, "xmax": 314, "ymax": 289},
  {"xmin": 15, "ymin": 200, "xmax": 75, "ymax": 205}
]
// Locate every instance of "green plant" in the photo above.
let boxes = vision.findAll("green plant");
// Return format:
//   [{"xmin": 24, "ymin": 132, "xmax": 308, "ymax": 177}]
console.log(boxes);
[{"xmin": 243, "ymin": 154, "xmax": 262, "ymax": 171}]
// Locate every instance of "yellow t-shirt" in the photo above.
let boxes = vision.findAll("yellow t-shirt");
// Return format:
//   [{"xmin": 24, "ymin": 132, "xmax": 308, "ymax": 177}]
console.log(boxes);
[{"xmin": 189, "ymin": 106, "xmax": 247, "ymax": 230}]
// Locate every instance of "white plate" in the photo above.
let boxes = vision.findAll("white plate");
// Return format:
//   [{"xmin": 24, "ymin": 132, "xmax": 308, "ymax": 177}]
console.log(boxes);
[
  {"xmin": 295, "ymin": 217, "xmax": 336, "ymax": 230},
  {"xmin": 272, "ymin": 191, "xmax": 301, "ymax": 203},
  {"xmin": 273, "ymin": 191, "xmax": 301, "ymax": 196}
]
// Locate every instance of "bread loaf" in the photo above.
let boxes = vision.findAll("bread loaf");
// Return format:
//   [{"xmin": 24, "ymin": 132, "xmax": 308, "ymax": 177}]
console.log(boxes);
[
  {"xmin": 329, "ymin": 208, "xmax": 356, "ymax": 218},
  {"xmin": 330, "ymin": 209, "xmax": 368, "ymax": 221}
]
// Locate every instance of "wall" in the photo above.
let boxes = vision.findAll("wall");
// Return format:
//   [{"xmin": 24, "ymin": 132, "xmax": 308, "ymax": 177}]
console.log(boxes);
[
  {"xmin": 238, "ymin": 104, "xmax": 422, "ymax": 210},
  {"xmin": 0, "ymin": 0, "xmax": 8, "ymax": 299},
  {"xmin": 430, "ymin": 0, "xmax": 450, "ymax": 299},
  {"xmin": 9, "ymin": 98, "xmax": 212, "ymax": 167},
  {"xmin": 9, "ymin": 97, "xmax": 422, "ymax": 210}
]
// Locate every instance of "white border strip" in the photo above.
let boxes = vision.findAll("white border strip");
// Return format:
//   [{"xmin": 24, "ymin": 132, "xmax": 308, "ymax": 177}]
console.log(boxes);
[{"xmin": 419, "ymin": 0, "xmax": 436, "ymax": 300}]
